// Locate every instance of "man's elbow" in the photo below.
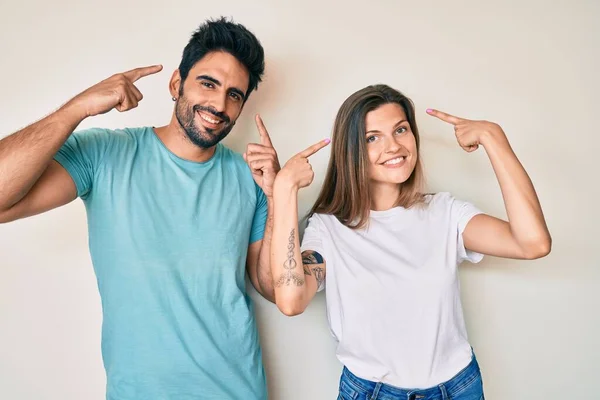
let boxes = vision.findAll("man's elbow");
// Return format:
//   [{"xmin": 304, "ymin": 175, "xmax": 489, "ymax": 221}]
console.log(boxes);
[
  {"xmin": 0, "ymin": 208, "xmax": 16, "ymax": 224},
  {"xmin": 259, "ymin": 288, "xmax": 276, "ymax": 304}
]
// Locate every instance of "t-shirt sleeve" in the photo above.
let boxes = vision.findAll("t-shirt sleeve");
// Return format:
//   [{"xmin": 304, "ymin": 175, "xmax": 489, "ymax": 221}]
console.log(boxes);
[
  {"xmin": 300, "ymin": 214, "xmax": 326, "ymax": 292},
  {"xmin": 451, "ymin": 196, "xmax": 485, "ymax": 264},
  {"xmin": 53, "ymin": 128, "xmax": 111, "ymax": 200},
  {"xmin": 249, "ymin": 183, "xmax": 268, "ymax": 244}
]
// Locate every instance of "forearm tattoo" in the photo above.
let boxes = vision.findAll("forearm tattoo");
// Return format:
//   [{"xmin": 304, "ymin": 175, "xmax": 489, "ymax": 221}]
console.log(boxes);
[
  {"xmin": 275, "ymin": 229, "xmax": 305, "ymax": 287},
  {"xmin": 302, "ymin": 250, "xmax": 325, "ymax": 291}
]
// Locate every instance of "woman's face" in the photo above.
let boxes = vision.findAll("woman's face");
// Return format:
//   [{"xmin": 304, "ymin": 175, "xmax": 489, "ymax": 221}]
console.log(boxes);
[{"xmin": 364, "ymin": 103, "xmax": 418, "ymax": 188}]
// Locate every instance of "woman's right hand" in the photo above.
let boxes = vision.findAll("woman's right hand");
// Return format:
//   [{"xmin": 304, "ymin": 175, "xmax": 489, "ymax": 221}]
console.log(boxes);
[{"xmin": 274, "ymin": 138, "xmax": 331, "ymax": 191}]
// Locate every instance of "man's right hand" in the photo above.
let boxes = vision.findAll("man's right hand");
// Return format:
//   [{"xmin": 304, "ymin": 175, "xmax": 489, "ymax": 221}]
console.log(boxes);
[{"xmin": 64, "ymin": 65, "xmax": 163, "ymax": 119}]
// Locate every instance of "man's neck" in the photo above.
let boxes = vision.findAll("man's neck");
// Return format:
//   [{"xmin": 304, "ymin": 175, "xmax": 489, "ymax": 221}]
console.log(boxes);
[{"xmin": 153, "ymin": 118, "xmax": 217, "ymax": 163}]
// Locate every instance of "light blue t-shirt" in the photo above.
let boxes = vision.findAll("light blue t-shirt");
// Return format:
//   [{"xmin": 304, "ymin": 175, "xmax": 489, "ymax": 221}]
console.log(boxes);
[{"xmin": 54, "ymin": 127, "xmax": 268, "ymax": 400}]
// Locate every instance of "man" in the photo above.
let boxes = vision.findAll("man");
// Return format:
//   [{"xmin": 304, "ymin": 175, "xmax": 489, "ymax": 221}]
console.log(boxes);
[{"xmin": 0, "ymin": 17, "xmax": 279, "ymax": 399}]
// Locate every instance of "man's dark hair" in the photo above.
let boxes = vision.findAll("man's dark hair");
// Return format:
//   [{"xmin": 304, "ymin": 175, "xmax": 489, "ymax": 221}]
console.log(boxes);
[{"xmin": 179, "ymin": 17, "xmax": 265, "ymax": 100}]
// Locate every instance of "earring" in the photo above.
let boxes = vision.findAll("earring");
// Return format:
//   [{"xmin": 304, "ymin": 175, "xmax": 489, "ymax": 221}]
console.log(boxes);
[{"xmin": 172, "ymin": 97, "xmax": 177, "ymax": 101}]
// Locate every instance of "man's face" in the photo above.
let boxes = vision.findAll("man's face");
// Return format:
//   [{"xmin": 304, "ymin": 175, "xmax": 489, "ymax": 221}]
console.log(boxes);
[{"xmin": 173, "ymin": 51, "xmax": 250, "ymax": 148}]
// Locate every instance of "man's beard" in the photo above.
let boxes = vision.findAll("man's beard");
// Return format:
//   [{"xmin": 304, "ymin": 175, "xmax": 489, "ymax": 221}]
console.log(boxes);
[{"xmin": 175, "ymin": 96, "xmax": 235, "ymax": 149}]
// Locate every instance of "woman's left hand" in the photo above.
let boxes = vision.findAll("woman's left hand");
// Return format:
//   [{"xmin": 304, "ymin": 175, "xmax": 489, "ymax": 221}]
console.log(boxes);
[{"xmin": 426, "ymin": 108, "xmax": 507, "ymax": 152}]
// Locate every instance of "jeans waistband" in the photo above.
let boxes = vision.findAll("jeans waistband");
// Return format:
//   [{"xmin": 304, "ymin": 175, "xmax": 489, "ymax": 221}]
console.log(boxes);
[{"xmin": 341, "ymin": 354, "xmax": 481, "ymax": 399}]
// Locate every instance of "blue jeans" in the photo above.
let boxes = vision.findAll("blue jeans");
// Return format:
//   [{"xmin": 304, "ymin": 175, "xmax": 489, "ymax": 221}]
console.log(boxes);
[{"xmin": 337, "ymin": 355, "xmax": 484, "ymax": 400}]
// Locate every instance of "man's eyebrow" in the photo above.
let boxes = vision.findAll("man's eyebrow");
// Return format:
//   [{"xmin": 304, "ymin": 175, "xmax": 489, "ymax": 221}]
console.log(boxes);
[{"xmin": 196, "ymin": 75, "xmax": 246, "ymax": 100}]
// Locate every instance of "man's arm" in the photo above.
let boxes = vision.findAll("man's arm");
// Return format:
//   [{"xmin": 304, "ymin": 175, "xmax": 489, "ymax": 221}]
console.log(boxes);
[
  {"xmin": 0, "ymin": 160, "xmax": 77, "ymax": 223},
  {"xmin": 0, "ymin": 65, "xmax": 162, "ymax": 223},
  {"xmin": 0, "ymin": 106, "xmax": 83, "ymax": 220},
  {"xmin": 243, "ymin": 115, "xmax": 281, "ymax": 302},
  {"xmin": 246, "ymin": 199, "xmax": 275, "ymax": 302}
]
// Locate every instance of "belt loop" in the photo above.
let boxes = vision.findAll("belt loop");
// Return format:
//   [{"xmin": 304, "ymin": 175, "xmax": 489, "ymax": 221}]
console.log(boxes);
[
  {"xmin": 439, "ymin": 383, "xmax": 449, "ymax": 400},
  {"xmin": 370, "ymin": 382, "xmax": 383, "ymax": 400}
]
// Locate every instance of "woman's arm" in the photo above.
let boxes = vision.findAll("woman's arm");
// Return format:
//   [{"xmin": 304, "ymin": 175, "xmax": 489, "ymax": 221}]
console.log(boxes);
[
  {"xmin": 427, "ymin": 109, "xmax": 551, "ymax": 259},
  {"xmin": 271, "ymin": 139, "xmax": 330, "ymax": 316}
]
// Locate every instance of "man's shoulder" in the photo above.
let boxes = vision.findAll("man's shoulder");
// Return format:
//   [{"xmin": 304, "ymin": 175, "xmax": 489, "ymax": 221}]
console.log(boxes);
[
  {"xmin": 218, "ymin": 144, "xmax": 246, "ymax": 164},
  {"xmin": 70, "ymin": 126, "xmax": 150, "ymax": 146},
  {"xmin": 218, "ymin": 144, "xmax": 253, "ymax": 175}
]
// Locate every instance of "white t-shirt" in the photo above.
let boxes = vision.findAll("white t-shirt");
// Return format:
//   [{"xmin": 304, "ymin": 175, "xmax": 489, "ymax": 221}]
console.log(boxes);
[{"xmin": 300, "ymin": 192, "xmax": 484, "ymax": 388}]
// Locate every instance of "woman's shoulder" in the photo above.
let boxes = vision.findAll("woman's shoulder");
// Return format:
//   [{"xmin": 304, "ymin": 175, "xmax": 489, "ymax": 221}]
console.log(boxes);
[
  {"xmin": 307, "ymin": 212, "xmax": 350, "ymax": 233},
  {"xmin": 418, "ymin": 192, "xmax": 466, "ymax": 217},
  {"xmin": 307, "ymin": 212, "xmax": 335, "ymax": 226},
  {"xmin": 423, "ymin": 191, "xmax": 458, "ymax": 205}
]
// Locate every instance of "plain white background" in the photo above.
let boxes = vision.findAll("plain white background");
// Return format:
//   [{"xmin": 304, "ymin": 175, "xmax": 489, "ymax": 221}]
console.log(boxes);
[{"xmin": 0, "ymin": 0, "xmax": 598, "ymax": 399}]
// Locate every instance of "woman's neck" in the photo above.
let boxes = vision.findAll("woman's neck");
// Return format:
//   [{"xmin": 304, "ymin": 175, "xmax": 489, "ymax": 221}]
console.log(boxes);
[{"xmin": 370, "ymin": 182, "xmax": 401, "ymax": 211}]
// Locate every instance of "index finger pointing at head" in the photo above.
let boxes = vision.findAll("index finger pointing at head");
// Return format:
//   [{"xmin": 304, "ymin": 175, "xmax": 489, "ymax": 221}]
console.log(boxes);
[
  {"xmin": 297, "ymin": 138, "xmax": 331, "ymax": 158},
  {"xmin": 123, "ymin": 65, "xmax": 163, "ymax": 82},
  {"xmin": 426, "ymin": 108, "xmax": 463, "ymax": 125},
  {"xmin": 255, "ymin": 114, "xmax": 273, "ymax": 147}
]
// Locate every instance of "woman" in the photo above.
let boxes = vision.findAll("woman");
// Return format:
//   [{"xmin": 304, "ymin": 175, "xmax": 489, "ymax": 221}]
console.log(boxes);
[{"xmin": 270, "ymin": 84, "xmax": 551, "ymax": 399}]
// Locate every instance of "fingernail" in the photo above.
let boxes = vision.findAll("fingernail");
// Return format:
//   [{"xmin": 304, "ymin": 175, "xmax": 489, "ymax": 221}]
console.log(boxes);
[
  {"xmin": 324, "ymin": 138, "xmax": 331, "ymax": 144},
  {"xmin": 426, "ymin": 109, "xmax": 433, "ymax": 113}
]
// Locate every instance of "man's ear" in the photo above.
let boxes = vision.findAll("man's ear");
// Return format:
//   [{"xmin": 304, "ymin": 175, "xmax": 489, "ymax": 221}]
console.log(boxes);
[{"xmin": 169, "ymin": 69, "xmax": 182, "ymax": 99}]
